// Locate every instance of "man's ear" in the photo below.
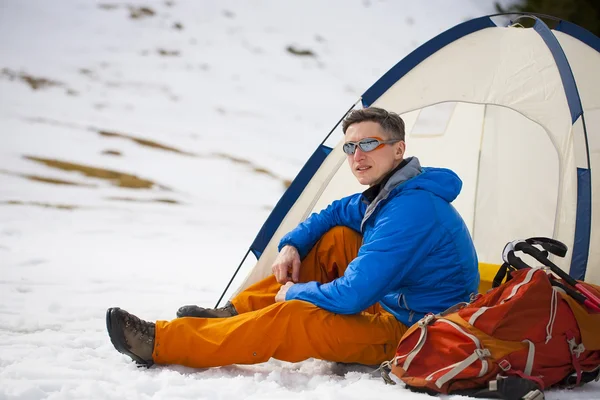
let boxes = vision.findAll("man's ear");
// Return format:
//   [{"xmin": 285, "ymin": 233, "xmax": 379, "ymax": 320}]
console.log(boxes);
[{"xmin": 395, "ymin": 141, "xmax": 406, "ymax": 160}]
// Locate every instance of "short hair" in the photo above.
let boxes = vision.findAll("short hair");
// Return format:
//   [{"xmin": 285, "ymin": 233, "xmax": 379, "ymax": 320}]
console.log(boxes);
[{"xmin": 342, "ymin": 107, "xmax": 405, "ymax": 141}]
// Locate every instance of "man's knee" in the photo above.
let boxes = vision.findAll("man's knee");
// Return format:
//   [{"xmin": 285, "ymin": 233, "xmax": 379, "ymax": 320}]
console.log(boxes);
[{"xmin": 322, "ymin": 226, "xmax": 362, "ymax": 243}]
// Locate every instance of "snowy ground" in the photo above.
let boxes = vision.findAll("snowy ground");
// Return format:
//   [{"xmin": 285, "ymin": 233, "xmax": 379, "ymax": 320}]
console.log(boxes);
[{"xmin": 1, "ymin": 1, "xmax": 598, "ymax": 399}]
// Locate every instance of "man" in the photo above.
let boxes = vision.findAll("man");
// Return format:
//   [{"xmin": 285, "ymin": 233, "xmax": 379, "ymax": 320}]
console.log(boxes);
[{"xmin": 106, "ymin": 107, "xmax": 479, "ymax": 369}]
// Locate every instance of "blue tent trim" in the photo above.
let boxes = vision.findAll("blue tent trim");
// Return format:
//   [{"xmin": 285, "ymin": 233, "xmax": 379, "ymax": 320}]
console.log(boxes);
[
  {"xmin": 532, "ymin": 19, "xmax": 583, "ymax": 123},
  {"xmin": 555, "ymin": 20, "xmax": 600, "ymax": 54},
  {"xmin": 533, "ymin": 18, "xmax": 591, "ymax": 279},
  {"xmin": 554, "ymin": 20, "xmax": 598, "ymax": 280},
  {"xmin": 250, "ymin": 144, "xmax": 333, "ymax": 258},
  {"xmin": 361, "ymin": 16, "xmax": 496, "ymax": 107},
  {"xmin": 570, "ymin": 168, "xmax": 592, "ymax": 280}
]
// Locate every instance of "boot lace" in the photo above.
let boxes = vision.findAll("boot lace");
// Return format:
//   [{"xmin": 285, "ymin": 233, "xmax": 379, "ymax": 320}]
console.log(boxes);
[{"xmin": 124, "ymin": 313, "xmax": 154, "ymax": 345}]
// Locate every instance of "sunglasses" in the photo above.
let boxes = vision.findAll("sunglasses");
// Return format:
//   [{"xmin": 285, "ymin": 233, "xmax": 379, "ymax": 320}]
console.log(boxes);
[{"xmin": 342, "ymin": 137, "xmax": 401, "ymax": 155}]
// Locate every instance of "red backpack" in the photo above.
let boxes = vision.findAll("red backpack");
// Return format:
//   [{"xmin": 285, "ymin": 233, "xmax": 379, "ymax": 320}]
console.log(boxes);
[{"xmin": 381, "ymin": 238, "xmax": 600, "ymax": 399}]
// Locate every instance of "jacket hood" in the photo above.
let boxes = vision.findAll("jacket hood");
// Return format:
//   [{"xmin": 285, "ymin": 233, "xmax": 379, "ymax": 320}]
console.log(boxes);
[
  {"xmin": 403, "ymin": 167, "xmax": 462, "ymax": 203},
  {"xmin": 360, "ymin": 157, "xmax": 461, "ymax": 231},
  {"xmin": 382, "ymin": 156, "xmax": 422, "ymax": 191}
]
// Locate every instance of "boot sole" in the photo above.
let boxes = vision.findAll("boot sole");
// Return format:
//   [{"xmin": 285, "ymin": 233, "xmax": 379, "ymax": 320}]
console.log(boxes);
[{"xmin": 106, "ymin": 307, "xmax": 154, "ymax": 368}]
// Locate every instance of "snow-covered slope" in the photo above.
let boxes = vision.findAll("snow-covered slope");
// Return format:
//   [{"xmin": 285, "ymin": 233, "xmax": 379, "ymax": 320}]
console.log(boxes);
[{"xmin": 1, "ymin": 1, "xmax": 598, "ymax": 398}]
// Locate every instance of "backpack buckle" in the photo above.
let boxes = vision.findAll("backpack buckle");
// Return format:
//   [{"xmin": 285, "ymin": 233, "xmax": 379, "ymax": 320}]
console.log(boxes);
[
  {"xmin": 469, "ymin": 292, "xmax": 482, "ymax": 303},
  {"xmin": 377, "ymin": 360, "xmax": 397, "ymax": 385},
  {"xmin": 475, "ymin": 348, "xmax": 491, "ymax": 359},
  {"xmin": 567, "ymin": 337, "xmax": 585, "ymax": 358},
  {"xmin": 498, "ymin": 359, "xmax": 512, "ymax": 371},
  {"xmin": 419, "ymin": 313, "xmax": 436, "ymax": 326}
]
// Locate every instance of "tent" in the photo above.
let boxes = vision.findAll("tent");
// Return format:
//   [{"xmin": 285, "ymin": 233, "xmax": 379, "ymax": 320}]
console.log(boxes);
[{"xmin": 217, "ymin": 13, "xmax": 600, "ymax": 306}]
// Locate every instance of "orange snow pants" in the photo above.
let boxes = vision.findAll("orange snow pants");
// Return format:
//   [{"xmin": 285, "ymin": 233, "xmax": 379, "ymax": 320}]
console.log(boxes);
[{"xmin": 153, "ymin": 226, "xmax": 408, "ymax": 368}]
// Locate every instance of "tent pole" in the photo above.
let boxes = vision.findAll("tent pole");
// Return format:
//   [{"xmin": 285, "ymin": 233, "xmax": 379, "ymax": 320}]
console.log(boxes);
[{"xmin": 215, "ymin": 248, "xmax": 252, "ymax": 308}]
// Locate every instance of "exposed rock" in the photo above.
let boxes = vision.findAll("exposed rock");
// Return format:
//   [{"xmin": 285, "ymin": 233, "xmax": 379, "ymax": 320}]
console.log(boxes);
[
  {"xmin": 286, "ymin": 46, "xmax": 316, "ymax": 57},
  {"xmin": 157, "ymin": 48, "xmax": 180, "ymax": 57},
  {"xmin": 106, "ymin": 196, "xmax": 180, "ymax": 204},
  {"xmin": 102, "ymin": 149, "xmax": 122, "ymax": 156},
  {"xmin": 0, "ymin": 201, "xmax": 78, "ymax": 210},
  {"xmin": 1, "ymin": 68, "xmax": 63, "ymax": 90},
  {"xmin": 98, "ymin": 4, "xmax": 118, "ymax": 10},
  {"xmin": 129, "ymin": 6, "xmax": 155, "ymax": 19}
]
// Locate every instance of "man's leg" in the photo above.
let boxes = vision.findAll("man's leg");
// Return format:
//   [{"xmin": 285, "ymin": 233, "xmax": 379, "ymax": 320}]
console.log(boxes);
[
  {"xmin": 231, "ymin": 226, "xmax": 362, "ymax": 313},
  {"xmin": 108, "ymin": 228, "xmax": 398, "ymax": 367},
  {"xmin": 154, "ymin": 300, "xmax": 406, "ymax": 368}
]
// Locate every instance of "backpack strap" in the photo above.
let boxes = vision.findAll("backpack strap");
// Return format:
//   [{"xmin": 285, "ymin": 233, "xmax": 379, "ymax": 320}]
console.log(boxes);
[
  {"xmin": 493, "ymin": 239, "xmax": 534, "ymax": 289},
  {"xmin": 566, "ymin": 330, "xmax": 586, "ymax": 386},
  {"xmin": 525, "ymin": 237, "xmax": 567, "ymax": 257},
  {"xmin": 558, "ymin": 367, "xmax": 600, "ymax": 388},
  {"xmin": 493, "ymin": 262, "xmax": 516, "ymax": 288}
]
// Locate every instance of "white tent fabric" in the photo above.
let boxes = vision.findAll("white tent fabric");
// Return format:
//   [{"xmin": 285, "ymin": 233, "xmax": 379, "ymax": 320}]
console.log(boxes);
[{"xmin": 232, "ymin": 15, "xmax": 600, "ymax": 300}]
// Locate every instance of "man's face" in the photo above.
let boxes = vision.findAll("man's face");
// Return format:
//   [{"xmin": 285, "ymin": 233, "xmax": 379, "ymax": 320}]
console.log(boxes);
[{"xmin": 345, "ymin": 121, "xmax": 405, "ymax": 187}]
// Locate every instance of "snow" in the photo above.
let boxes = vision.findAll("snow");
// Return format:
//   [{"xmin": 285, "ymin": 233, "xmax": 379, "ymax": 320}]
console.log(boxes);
[{"xmin": 0, "ymin": 0, "xmax": 598, "ymax": 398}]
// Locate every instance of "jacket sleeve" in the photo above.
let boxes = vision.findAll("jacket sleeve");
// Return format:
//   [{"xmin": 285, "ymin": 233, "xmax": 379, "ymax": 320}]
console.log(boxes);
[
  {"xmin": 278, "ymin": 194, "xmax": 364, "ymax": 258},
  {"xmin": 285, "ymin": 193, "xmax": 440, "ymax": 313}
]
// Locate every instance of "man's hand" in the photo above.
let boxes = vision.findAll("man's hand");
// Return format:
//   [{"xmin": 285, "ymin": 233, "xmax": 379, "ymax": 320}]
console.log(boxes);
[
  {"xmin": 271, "ymin": 245, "xmax": 301, "ymax": 284},
  {"xmin": 275, "ymin": 282, "xmax": 295, "ymax": 302}
]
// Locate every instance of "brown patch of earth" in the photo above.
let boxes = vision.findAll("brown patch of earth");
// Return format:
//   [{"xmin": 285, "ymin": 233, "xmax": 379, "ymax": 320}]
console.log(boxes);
[
  {"xmin": 23, "ymin": 116, "xmax": 83, "ymax": 130},
  {"xmin": 129, "ymin": 6, "xmax": 155, "ymax": 19},
  {"xmin": 107, "ymin": 196, "xmax": 180, "ymax": 204},
  {"xmin": 212, "ymin": 152, "xmax": 291, "ymax": 189},
  {"xmin": 102, "ymin": 149, "xmax": 122, "ymax": 156},
  {"xmin": 0, "ymin": 169, "xmax": 94, "ymax": 187},
  {"xmin": 25, "ymin": 175, "xmax": 89, "ymax": 186},
  {"xmin": 2, "ymin": 68, "xmax": 63, "ymax": 90},
  {"xmin": 98, "ymin": 3, "xmax": 118, "ymax": 10},
  {"xmin": 23, "ymin": 156, "xmax": 161, "ymax": 189},
  {"xmin": 157, "ymin": 48, "xmax": 180, "ymax": 57},
  {"xmin": 286, "ymin": 46, "xmax": 316, "ymax": 57},
  {"xmin": 0, "ymin": 200, "xmax": 78, "ymax": 210},
  {"xmin": 98, "ymin": 130, "xmax": 195, "ymax": 156}
]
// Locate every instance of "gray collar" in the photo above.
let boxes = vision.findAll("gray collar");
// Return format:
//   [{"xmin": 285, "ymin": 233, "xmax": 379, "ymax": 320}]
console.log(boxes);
[{"xmin": 360, "ymin": 156, "xmax": 422, "ymax": 231}]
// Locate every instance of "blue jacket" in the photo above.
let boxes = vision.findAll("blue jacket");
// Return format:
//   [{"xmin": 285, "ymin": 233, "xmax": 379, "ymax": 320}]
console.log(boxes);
[{"xmin": 280, "ymin": 157, "xmax": 479, "ymax": 326}]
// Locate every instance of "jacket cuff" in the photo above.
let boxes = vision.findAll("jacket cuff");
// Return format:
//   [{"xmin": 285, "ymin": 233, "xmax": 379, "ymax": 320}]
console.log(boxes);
[
  {"xmin": 285, "ymin": 282, "xmax": 305, "ymax": 301},
  {"xmin": 278, "ymin": 238, "xmax": 299, "ymax": 253}
]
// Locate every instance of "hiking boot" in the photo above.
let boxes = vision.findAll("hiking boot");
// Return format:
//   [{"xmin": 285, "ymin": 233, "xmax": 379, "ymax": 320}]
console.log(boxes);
[
  {"xmin": 176, "ymin": 302, "xmax": 238, "ymax": 318},
  {"xmin": 106, "ymin": 307, "xmax": 155, "ymax": 367}
]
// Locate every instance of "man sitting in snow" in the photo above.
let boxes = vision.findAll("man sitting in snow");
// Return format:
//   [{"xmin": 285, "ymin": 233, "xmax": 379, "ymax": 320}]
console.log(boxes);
[{"xmin": 106, "ymin": 107, "xmax": 479, "ymax": 368}]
